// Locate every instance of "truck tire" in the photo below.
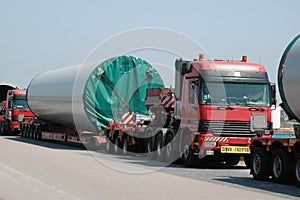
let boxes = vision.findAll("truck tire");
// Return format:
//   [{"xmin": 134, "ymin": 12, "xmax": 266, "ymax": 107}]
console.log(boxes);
[
  {"xmin": 106, "ymin": 139, "xmax": 112, "ymax": 153},
  {"xmin": 146, "ymin": 134, "xmax": 155, "ymax": 160},
  {"xmin": 295, "ymin": 154, "xmax": 300, "ymax": 187},
  {"xmin": 33, "ymin": 127, "xmax": 37, "ymax": 140},
  {"xmin": 182, "ymin": 135, "xmax": 196, "ymax": 167},
  {"xmin": 29, "ymin": 127, "xmax": 34, "ymax": 139},
  {"xmin": 250, "ymin": 147, "xmax": 271, "ymax": 180},
  {"xmin": 165, "ymin": 134, "xmax": 175, "ymax": 163},
  {"xmin": 156, "ymin": 134, "xmax": 164, "ymax": 162},
  {"xmin": 19, "ymin": 124, "xmax": 24, "ymax": 137},
  {"xmin": 0, "ymin": 122, "xmax": 4, "ymax": 135},
  {"xmin": 114, "ymin": 137, "xmax": 119, "ymax": 154},
  {"xmin": 36, "ymin": 126, "xmax": 41, "ymax": 140},
  {"xmin": 272, "ymin": 149, "xmax": 293, "ymax": 184},
  {"xmin": 122, "ymin": 137, "xmax": 128, "ymax": 155}
]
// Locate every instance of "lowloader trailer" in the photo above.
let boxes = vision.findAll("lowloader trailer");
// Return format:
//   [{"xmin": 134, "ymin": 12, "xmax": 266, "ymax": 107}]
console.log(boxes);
[
  {"xmin": 20, "ymin": 56, "xmax": 163, "ymax": 146},
  {"xmin": 250, "ymin": 34, "xmax": 300, "ymax": 186}
]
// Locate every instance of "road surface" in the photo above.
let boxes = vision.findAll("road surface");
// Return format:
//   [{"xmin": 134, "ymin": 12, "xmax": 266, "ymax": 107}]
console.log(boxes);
[{"xmin": 0, "ymin": 136, "xmax": 299, "ymax": 200}]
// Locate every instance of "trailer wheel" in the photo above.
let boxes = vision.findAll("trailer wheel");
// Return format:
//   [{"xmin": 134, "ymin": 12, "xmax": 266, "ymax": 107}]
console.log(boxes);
[
  {"xmin": 251, "ymin": 147, "xmax": 271, "ymax": 180},
  {"xmin": 295, "ymin": 154, "xmax": 300, "ymax": 187},
  {"xmin": 29, "ymin": 127, "xmax": 34, "ymax": 139},
  {"xmin": 156, "ymin": 134, "xmax": 164, "ymax": 162},
  {"xmin": 19, "ymin": 124, "xmax": 24, "ymax": 137},
  {"xmin": 182, "ymin": 135, "xmax": 195, "ymax": 167},
  {"xmin": 36, "ymin": 126, "xmax": 41, "ymax": 140},
  {"xmin": 106, "ymin": 139, "xmax": 112, "ymax": 153},
  {"xmin": 146, "ymin": 133, "xmax": 155, "ymax": 160},
  {"xmin": 24, "ymin": 125, "xmax": 28, "ymax": 138},
  {"xmin": 122, "ymin": 137, "xmax": 128, "ymax": 155},
  {"xmin": 272, "ymin": 149, "xmax": 293, "ymax": 184},
  {"xmin": 0, "ymin": 122, "xmax": 4, "ymax": 135},
  {"xmin": 114, "ymin": 137, "xmax": 119, "ymax": 154},
  {"xmin": 165, "ymin": 134, "xmax": 175, "ymax": 163},
  {"xmin": 32, "ymin": 127, "xmax": 37, "ymax": 140}
]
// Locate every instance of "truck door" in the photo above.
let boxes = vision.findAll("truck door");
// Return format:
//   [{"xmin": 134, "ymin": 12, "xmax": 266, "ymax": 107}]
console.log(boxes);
[{"xmin": 181, "ymin": 78, "xmax": 200, "ymax": 131}]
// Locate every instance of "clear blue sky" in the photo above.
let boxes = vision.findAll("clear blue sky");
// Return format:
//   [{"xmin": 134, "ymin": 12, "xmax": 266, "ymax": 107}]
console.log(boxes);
[{"xmin": 0, "ymin": 0, "xmax": 299, "ymax": 92}]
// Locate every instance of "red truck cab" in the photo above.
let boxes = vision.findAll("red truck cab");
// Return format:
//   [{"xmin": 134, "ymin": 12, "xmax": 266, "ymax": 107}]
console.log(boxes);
[
  {"xmin": 177, "ymin": 55, "xmax": 276, "ymax": 166},
  {"xmin": 0, "ymin": 89, "xmax": 34, "ymax": 134}
]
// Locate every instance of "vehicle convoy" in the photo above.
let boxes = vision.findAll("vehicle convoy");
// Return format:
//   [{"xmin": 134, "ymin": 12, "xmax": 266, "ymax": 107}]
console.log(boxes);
[
  {"xmin": 0, "ymin": 83, "xmax": 34, "ymax": 135},
  {"xmin": 19, "ymin": 56, "xmax": 164, "ymax": 145},
  {"xmin": 105, "ymin": 54, "xmax": 276, "ymax": 167},
  {"xmin": 17, "ymin": 53, "xmax": 275, "ymax": 167},
  {"xmin": 249, "ymin": 34, "xmax": 300, "ymax": 186}
]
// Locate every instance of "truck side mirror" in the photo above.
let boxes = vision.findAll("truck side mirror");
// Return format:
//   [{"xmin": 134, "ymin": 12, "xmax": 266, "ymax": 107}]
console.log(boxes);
[{"xmin": 270, "ymin": 83, "xmax": 276, "ymax": 110}]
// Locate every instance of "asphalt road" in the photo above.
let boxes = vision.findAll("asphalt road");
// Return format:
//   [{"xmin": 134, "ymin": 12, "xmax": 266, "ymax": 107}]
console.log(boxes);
[{"xmin": 0, "ymin": 136, "xmax": 299, "ymax": 200}]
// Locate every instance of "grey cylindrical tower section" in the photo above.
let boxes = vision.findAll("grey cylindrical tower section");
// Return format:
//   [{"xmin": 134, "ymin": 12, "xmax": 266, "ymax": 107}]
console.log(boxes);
[
  {"xmin": 27, "ymin": 56, "xmax": 165, "ymax": 132},
  {"xmin": 278, "ymin": 34, "xmax": 300, "ymax": 122},
  {"xmin": 27, "ymin": 65, "xmax": 81, "ymax": 127}
]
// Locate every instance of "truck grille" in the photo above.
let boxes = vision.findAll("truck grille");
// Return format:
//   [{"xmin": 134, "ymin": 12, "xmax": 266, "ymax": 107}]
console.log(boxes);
[{"xmin": 199, "ymin": 120, "xmax": 254, "ymax": 137}]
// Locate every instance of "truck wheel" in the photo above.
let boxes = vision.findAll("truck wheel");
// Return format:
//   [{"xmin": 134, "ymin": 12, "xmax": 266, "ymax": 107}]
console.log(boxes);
[
  {"xmin": 106, "ymin": 139, "xmax": 112, "ymax": 153},
  {"xmin": 224, "ymin": 156, "xmax": 240, "ymax": 166},
  {"xmin": 0, "ymin": 122, "xmax": 4, "ymax": 135},
  {"xmin": 19, "ymin": 124, "xmax": 24, "ymax": 137},
  {"xmin": 114, "ymin": 137, "xmax": 119, "ymax": 154},
  {"xmin": 165, "ymin": 134, "xmax": 175, "ymax": 163},
  {"xmin": 32, "ymin": 127, "xmax": 36, "ymax": 139},
  {"xmin": 122, "ymin": 137, "xmax": 128, "ymax": 155},
  {"xmin": 272, "ymin": 149, "xmax": 293, "ymax": 184},
  {"xmin": 295, "ymin": 154, "xmax": 300, "ymax": 187},
  {"xmin": 25, "ymin": 125, "xmax": 29, "ymax": 138},
  {"xmin": 156, "ymin": 134, "xmax": 164, "ymax": 162},
  {"xmin": 251, "ymin": 147, "xmax": 271, "ymax": 180},
  {"xmin": 36, "ymin": 127, "xmax": 41, "ymax": 140},
  {"xmin": 182, "ymin": 135, "xmax": 195, "ymax": 167},
  {"xmin": 146, "ymin": 135, "xmax": 155, "ymax": 160},
  {"xmin": 29, "ymin": 127, "xmax": 34, "ymax": 139}
]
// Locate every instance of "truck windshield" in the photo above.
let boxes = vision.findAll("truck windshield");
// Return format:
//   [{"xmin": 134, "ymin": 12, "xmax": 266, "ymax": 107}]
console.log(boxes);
[
  {"xmin": 13, "ymin": 99, "xmax": 29, "ymax": 109},
  {"xmin": 201, "ymin": 82, "xmax": 270, "ymax": 106}
]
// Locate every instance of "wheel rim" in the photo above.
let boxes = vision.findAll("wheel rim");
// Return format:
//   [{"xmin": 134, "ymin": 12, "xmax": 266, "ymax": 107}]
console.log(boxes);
[
  {"xmin": 253, "ymin": 153, "xmax": 261, "ymax": 175},
  {"xmin": 273, "ymin": 156, "xmax": 282, "ymax": 178},
  {"xmin": 296, "ymin": 158, "xmax": 300, "ymax": 182}
]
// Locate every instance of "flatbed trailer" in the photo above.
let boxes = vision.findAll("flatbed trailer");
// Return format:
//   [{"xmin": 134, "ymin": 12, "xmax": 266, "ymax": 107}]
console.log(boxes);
[
  {"xmin": 250, "ymin": 34, "xmax": 300, "ymax": 186},
  {"xmin": 250, "ymin": 131, "xmax": 300, "ymax": 186}
]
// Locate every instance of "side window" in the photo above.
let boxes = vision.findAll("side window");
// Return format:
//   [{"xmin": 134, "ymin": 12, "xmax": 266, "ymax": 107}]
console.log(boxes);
[{"xmin": 188, "ymin": 80, "xmax": 199, "ymax": 104}]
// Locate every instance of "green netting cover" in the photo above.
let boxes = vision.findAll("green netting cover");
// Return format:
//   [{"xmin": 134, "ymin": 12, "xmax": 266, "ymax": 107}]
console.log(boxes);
[{"xmin": 83, "ymin": 56, "xmax": 164, "ymax": 131}]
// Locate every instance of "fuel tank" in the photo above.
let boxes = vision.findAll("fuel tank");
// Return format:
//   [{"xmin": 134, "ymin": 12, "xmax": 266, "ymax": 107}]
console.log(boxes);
[
  {"xmin": 27, "ymin": 56, "xmax": 164, "ymax": 132},
  {"xmin": 278, "ymin": 34, "xmax": 300, "ymax": 122}
]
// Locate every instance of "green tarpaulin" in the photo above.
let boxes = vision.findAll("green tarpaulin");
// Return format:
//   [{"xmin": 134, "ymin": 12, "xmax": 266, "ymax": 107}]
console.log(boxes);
[{"xmin": 83, "ymin": 56, "xmax": 164, "ymax": 131}]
